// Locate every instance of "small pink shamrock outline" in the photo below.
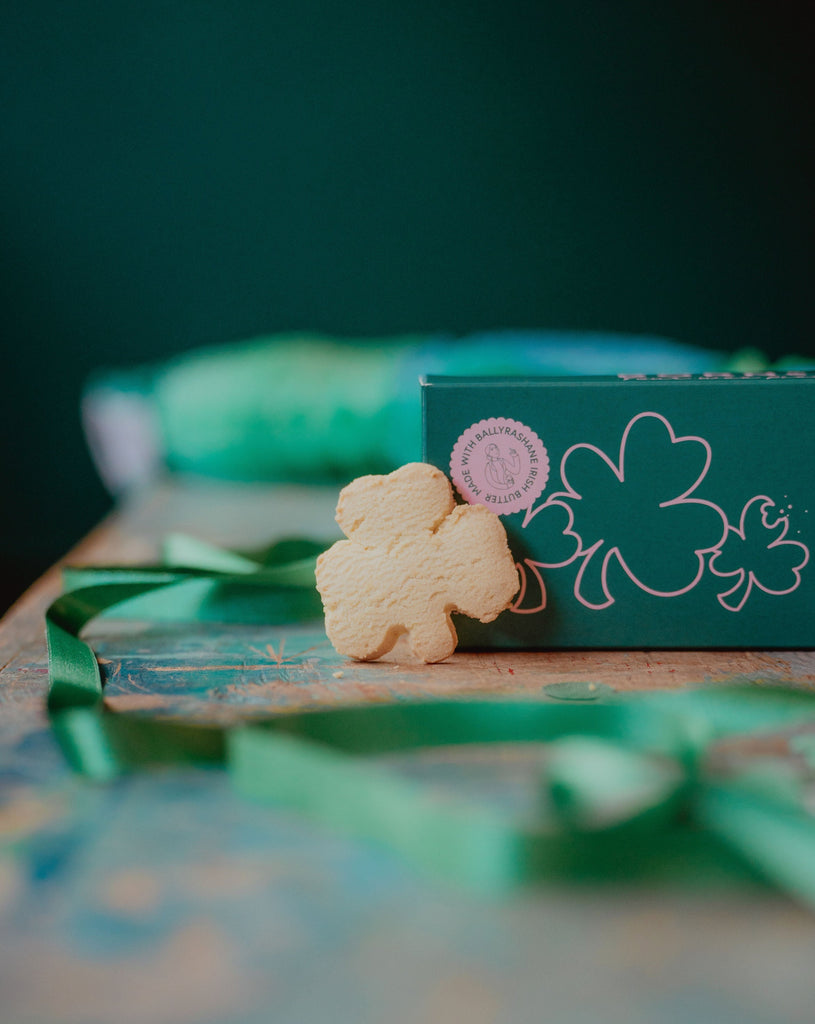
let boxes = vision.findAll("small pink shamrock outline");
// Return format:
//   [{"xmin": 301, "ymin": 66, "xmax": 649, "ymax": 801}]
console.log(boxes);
[
  {"xmin": 709, "ymin": 495, "xmax": 810, "ymax": 612},
  {"xmin": 513, "ymin": 412, "xmax": 729, "ymax": 611},
  {"xmin": 511, "ymin": 559, "xmax": 548, "ymax": 614},
  {"xmin": 511, "ymin": 499, "xmax": 580, "ymax": 613}
]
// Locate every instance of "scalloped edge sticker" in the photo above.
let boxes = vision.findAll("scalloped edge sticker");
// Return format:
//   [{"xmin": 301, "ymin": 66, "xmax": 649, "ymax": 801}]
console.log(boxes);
[{"xmin": 450, "ymin": 417, "xmax": 549, "ymax": 515}]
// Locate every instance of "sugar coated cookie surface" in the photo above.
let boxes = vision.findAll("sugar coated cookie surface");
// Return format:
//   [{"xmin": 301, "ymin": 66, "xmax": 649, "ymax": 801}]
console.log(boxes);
[{"xmin": 315, "ymin": 462, "xmax": 520, "ymax": 663}]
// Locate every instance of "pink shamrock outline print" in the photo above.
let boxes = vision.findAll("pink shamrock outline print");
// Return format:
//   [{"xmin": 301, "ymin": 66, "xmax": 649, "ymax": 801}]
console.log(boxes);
[
  {"xmin": 709, "ymin": 495, "xmax": 810, "ymax": 612},
  {"xmin": 511, "ymin": 499, "xmax": 580, "ymax": 613},
  {"xmin": 515, "ymin": 412, "xmax": 729, "ymax": 611}
]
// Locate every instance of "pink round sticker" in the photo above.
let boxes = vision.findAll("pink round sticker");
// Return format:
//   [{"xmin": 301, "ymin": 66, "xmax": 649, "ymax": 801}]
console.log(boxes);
[{"xmin": 450, "ymin": 417, "xmax": 549, "ymax": 515}]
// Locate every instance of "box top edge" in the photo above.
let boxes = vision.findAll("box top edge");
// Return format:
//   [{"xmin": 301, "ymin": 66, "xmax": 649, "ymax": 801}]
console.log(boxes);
[{"xmin": 420, "ymin": 372, "xmax": 815, "ymax": 386}]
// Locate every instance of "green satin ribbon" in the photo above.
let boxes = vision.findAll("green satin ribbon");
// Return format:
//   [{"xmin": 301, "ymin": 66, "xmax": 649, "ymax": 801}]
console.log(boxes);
[{"xmin": 45, "ymin": 536, "xmax": 815, "ymax": 899}]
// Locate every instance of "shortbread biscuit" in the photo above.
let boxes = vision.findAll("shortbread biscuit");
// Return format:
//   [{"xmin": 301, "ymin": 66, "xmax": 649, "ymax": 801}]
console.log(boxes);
[{"xmin": 315, "ymin": 462, "xmax": 520, "ymax": 663}]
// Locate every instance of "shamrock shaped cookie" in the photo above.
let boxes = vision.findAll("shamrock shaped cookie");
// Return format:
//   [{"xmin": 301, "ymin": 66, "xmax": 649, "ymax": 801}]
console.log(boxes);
[{"xmin": 315, "ymin": 462, "xmax": 520, "ymax": 663}]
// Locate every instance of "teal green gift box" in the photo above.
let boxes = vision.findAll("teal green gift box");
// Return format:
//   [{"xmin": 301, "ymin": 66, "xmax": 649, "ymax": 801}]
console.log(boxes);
[{"xmin": 422, "ymin": 372, "xmax": 814, "ymax": 649}]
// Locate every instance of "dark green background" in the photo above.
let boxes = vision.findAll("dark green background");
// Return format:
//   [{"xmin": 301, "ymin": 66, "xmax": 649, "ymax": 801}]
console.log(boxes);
[{"xmin": 1, "ymin": 1, "xmax": 812, "ymax": 612}]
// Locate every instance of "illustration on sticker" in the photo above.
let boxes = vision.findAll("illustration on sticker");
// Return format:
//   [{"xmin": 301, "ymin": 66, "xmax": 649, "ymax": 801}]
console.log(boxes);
[
  {"xmin": 450, "ymin": 417, "xmax": 549, "ymax": 516},
  {"xmin": 497, "ymin": 411, "xmax": 809, "ymax": 615},
  {"xmin": 484, "ymin": 443, "xmax": 521, "ymax": 490}
]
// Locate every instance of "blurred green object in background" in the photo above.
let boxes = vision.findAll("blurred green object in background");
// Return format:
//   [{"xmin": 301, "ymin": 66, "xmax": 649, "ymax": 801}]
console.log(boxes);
[{"xmin": 82, "ymin": 329, "xmax": 759, "ymax": 491}]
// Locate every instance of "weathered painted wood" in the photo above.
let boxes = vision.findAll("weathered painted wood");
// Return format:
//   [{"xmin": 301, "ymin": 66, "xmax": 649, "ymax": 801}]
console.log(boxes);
[{"xmin": 3, "ymin": 481, "xmax": 815, "ymax": 1024}]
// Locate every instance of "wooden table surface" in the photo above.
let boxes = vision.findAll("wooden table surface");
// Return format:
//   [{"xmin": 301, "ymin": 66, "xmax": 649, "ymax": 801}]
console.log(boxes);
[{"xmin": 3, "ymin": 480, "xmax": 815, "ymax": 1024}]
